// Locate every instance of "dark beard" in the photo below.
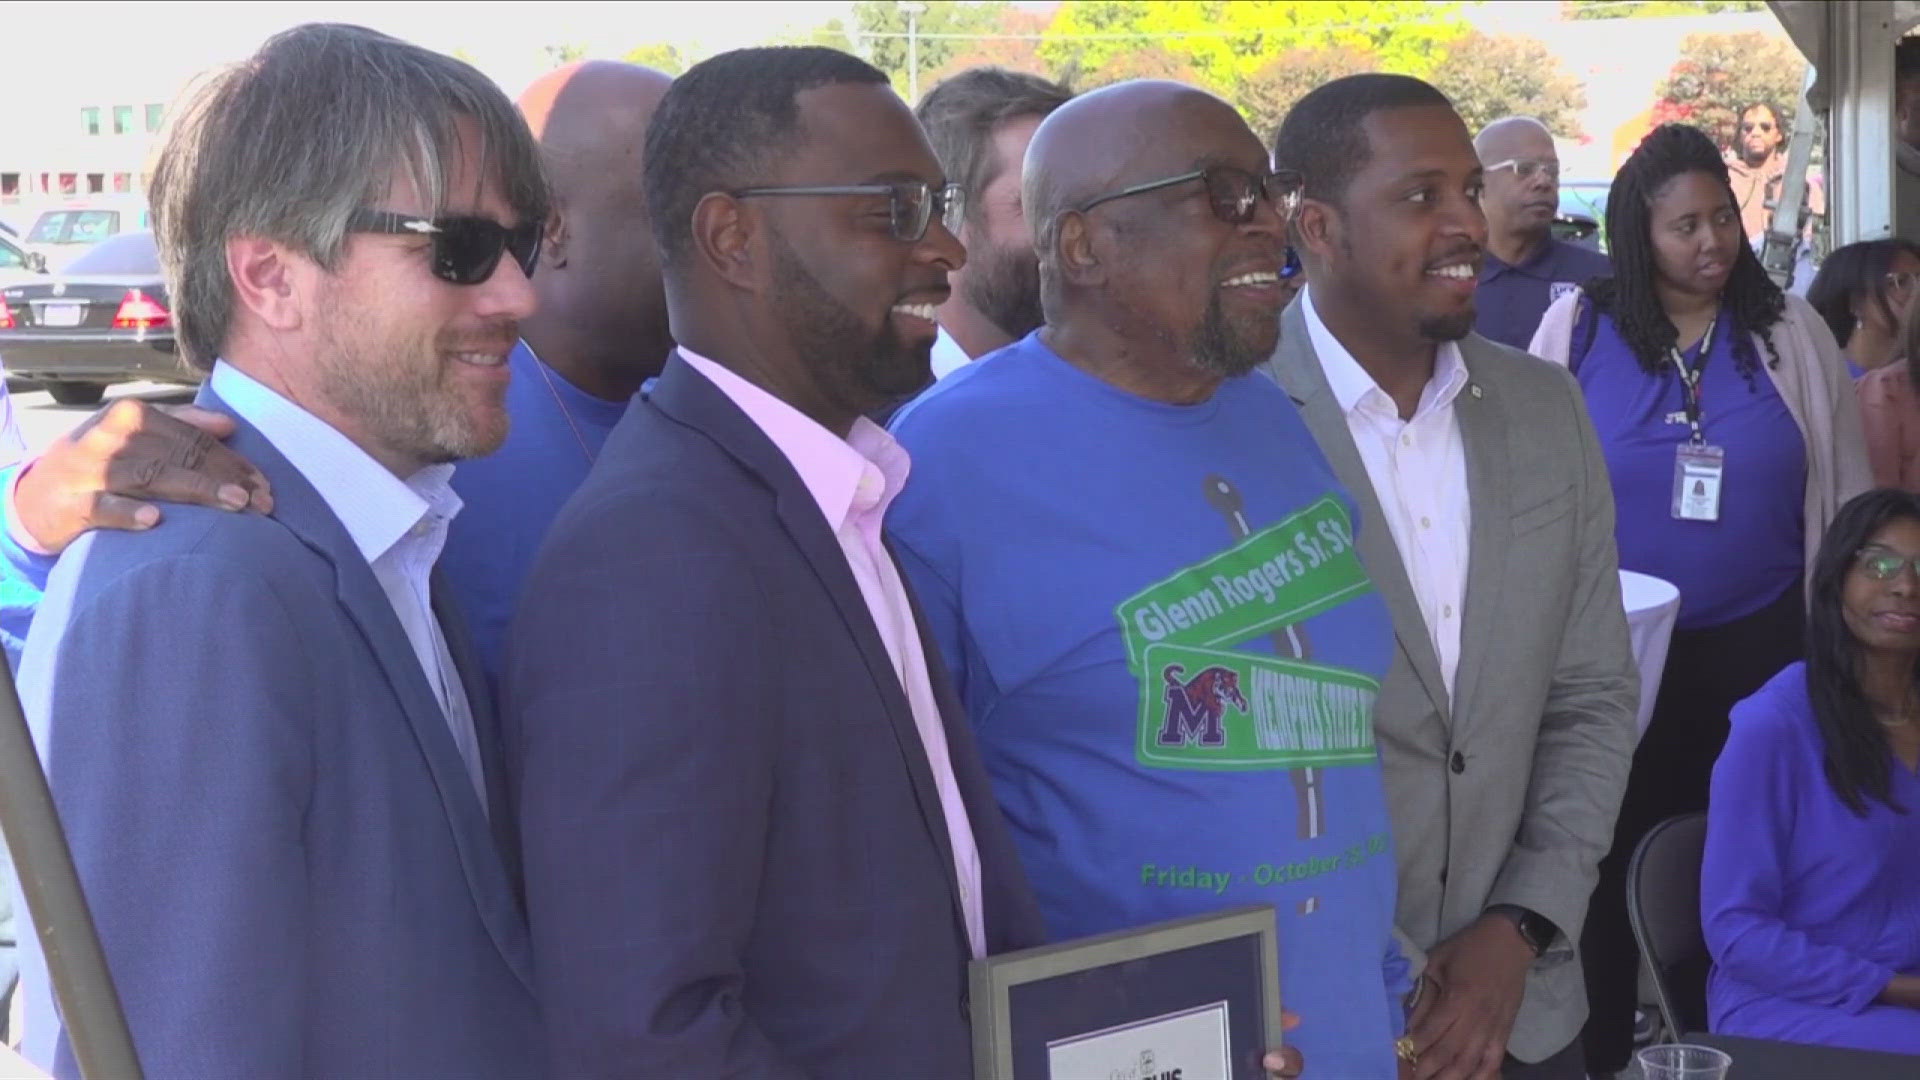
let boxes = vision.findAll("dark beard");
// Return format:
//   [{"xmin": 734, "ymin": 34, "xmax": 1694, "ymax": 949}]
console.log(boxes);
[
  {"xmin": 960, "ymin": 244, "xmax": 1044, "ymax": 342},
  {"xmin": 769, "ymin": 230, "xmax": 930, "ymax": 406},
  {"xmin": 1190, "ymin": 287, "xmax": 1277, "ymax": 378},
  {"xmin": 1418, "ymin": 309, "xmax": 1477, "ymax": 343}
]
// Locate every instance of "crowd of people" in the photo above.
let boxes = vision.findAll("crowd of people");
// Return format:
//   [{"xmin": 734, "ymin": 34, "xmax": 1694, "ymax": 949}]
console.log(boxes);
[{"xmin": 0, "ymin": 19, "xmax": 1913, "ymax": 1080}]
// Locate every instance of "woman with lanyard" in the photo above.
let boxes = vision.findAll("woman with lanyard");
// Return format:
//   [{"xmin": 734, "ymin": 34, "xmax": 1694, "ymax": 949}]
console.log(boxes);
[{"xmin": 1528, "ymin": 123, "xmax": 1870, "ymax": 1075}]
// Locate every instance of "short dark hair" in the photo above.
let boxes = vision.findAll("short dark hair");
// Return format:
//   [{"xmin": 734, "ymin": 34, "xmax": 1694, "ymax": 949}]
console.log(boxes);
[
  {"xmin": 1272, "ymin": 73, "xmax": 1453, "ymax": 206},
  {"xmin": 1807, "ymin": 238, "xmax": 1920, "ymax": 348},
  {"xmin": 642, "ymin": 46, "xmax": 888, "ymax": 267},
  {"xmin": 1739, "ymin": 100, "xmax": 1787, "ymax": 140},
  {"xmin": 915, "ymin": 67, "xmax": 1072, "ymax": 228},
  {"xmin": 1806, "ymin": 487, "xmax": 1920, "ymax": 816}
]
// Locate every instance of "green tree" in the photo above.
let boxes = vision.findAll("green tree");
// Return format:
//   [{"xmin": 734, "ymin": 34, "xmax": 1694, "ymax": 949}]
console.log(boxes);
[
  {"xmin": 1562, "ymin": 1, "xmax": 1766, "ymax": 18},
  {"xmin": 544, "ymin": 43, "xmax": 588, "ymax": 68},
  {"xmin": 1430, "ymin": 33, "xmax": 1586, "ymax": 138},
  {"xmin": 1039, "ymin": 0, "xmax": 1468, "ymax": 98},
  {"xmin": 846, "ymin": 1, "xmax": 1010, "ymax": 98},
  {"xmin": 774, "ymin": 17, "xmax": 856, "ymax": 52},
  {"xmin": 1239, "ymin": 46, "xmax": 1377, "ymax": 144},
  {"xmin": 1079, "ymin": 46, "xmax": 1204, "ymax": 91},
  {"xmin": 622, "ymin": 43, "xmax": 688, "ymax": 75},
  {"xmin": 923, "ymin": 7, "xmax": 1052, "ymax": 87},
  {"xmin": 1652, "ymin": 31, "xmax": 1808, "ymax": 151}
]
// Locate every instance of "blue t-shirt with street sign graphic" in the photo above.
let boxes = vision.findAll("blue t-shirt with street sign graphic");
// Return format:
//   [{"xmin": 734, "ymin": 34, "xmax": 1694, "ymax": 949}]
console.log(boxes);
[{"xmin": 887, "ymin": 333, "xmax": 1411, "ymax": 1080}]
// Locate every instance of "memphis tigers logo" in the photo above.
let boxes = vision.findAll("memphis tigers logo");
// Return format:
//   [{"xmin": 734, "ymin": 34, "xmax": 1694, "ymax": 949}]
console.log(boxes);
[{"xmin": 1158, "ymin": 663, "xmax": 1247, "ymax": 747}]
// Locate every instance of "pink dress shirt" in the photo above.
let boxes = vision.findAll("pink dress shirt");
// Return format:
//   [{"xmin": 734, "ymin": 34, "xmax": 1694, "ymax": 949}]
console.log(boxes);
[{"xmin": 679, "ymin": 349, "xmax": 986, "ymax": 958}]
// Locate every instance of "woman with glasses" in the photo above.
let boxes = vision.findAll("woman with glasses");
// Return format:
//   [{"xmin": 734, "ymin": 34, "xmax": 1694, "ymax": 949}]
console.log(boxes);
[
  {"xmin": 1527, "ymin": 123, "xmax": 1872, "ymax": 1075},
  {"xmin": 1701, "ymin": 488, "xmax": 1920, "ymax": 1055},
  {"xmin": 1807, "ymin": 238, "xmax": 1920, "ymax": 376}
]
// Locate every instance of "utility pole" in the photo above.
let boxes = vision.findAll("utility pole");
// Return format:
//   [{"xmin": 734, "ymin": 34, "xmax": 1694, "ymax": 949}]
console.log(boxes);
[{"xmin": 901, "ymin": 1, "xmax": 927, "ymax": 102}]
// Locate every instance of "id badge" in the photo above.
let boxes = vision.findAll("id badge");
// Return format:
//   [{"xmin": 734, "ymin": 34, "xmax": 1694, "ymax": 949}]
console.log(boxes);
[{"xmin": 1671, "ymin": 443, "xmax": 1725, "ymax": 522}]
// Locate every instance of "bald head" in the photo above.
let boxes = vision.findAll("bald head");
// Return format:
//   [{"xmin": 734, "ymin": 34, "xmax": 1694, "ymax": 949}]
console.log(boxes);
[
  {"xmin": 1023, "ymin": 79, "xmax": 1287, "ymax": 393},
  {"xmin": 1025, "ymin": 80, "xmax": 1246, "ymax": 253},
  {"xmin": 519, "ymin": 60, "xmax": 673, "ymax": 204},
  {"xmin": 1474, "ymin": 116, "xmax": 1552, "ymax": 164},
  {"xmin": 1474, "ymin": 116, "xmax": 1561, "ymax": 254},
  {"xmin": 514, "ymin": 60, "xmax": 677, "ymax": 397}
]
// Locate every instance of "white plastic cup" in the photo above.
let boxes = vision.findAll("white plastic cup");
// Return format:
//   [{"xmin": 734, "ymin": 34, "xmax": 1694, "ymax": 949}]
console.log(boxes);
[{"xmin": 1637, "ymin": 1043, "xmax": 1733, "ymax": 1080}]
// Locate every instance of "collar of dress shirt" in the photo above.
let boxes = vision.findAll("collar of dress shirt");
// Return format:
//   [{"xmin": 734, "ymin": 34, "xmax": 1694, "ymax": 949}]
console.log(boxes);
[
  {"xmin": 208, "ymin": 360, "xmax": 458, "ymax": 565},
  {"xmin": 676, "ymin": 348, "xmax": 909, "ymax": 529},
  {"xmin": 1301, "ymin": 285, "xmax": 1469, "ymax": 420}
]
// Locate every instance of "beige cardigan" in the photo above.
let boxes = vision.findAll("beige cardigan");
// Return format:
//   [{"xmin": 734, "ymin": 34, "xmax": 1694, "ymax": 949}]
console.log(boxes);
[{"xmin": 1528, "ymin": 289, "xmax": 1872, "ymax": 597}]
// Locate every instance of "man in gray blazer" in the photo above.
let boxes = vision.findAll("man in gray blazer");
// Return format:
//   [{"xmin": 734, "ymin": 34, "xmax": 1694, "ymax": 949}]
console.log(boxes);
[{"xmin": 1266, "ymin": 75, "xmax": 1638, "ymax": 1080}]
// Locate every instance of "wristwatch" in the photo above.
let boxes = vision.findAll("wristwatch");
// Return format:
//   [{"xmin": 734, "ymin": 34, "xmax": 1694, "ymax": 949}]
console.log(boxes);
[{"xmin": 1486, "ymin": 904, "xmax": 1557, "ymax": 958}]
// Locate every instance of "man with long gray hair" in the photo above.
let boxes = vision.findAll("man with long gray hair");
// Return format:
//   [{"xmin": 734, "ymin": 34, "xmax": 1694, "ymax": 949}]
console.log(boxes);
[{"xmin": 13, "ymin": 24, "xmax": 548, "ymax": 1078}]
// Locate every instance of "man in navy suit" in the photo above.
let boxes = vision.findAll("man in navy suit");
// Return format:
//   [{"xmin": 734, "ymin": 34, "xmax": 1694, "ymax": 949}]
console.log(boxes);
[
  {"xmin": 14, "ymin": 24, "xmax": 549, "ymax": 1078},
  {"xmin": 504, "ymin": 46, "xmax": 1045, "ymax": 1077}
]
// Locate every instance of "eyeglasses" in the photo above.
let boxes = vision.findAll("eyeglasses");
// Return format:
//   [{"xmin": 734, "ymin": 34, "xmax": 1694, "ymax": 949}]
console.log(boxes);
[
  {"xmin": 1888, "ymin": 271, "xmax": 1920, "ymax": 294},
  {"xmin": 347, "ymin": 209, "xmax": 542, "ymax": 286},
  {"xmin": 728, "ymin": 180, "xmax": 964, "ymax": 243},
  {"xmin": 1855, "ymin": 549, "xmax": 1920, "ymax": 580},
  {"xmin": 1483, "ymin": 157, "xmax": 1561, "ymax": 183},
  {"xmin": 1740, "ymin": 121, "xmax": 1777, "ymax": 133},
  {"xmin": 1077, "ymin": 166, "xmax": 1305, "ymax": 225}
]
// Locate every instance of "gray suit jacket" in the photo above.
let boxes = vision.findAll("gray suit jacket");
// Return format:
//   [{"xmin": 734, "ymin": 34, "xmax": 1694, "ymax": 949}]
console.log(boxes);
[{"xmin": 1264, "ymin": 299, "xmax": 1638, "ymax": 1062}]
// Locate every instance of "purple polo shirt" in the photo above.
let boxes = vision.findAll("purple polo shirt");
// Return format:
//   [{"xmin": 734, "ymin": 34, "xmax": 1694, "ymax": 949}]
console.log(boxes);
[{"xmin": 1475, "ymin": 238, "xmax": 1613, "ymax": 352}]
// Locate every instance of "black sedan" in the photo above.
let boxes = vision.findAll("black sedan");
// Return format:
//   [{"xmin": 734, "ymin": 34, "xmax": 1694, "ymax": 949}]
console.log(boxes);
[{"xmin": 0, "ymin": 231, "xmax": 197, "ymax": 406}]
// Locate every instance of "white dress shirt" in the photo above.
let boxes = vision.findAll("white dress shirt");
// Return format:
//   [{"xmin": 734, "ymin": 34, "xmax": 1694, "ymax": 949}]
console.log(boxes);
[
  {"xmin": 930, "ymin": 326, "xmax": 972, "ymax": 380},
  {"xmin": 209, "ymin": 361, "xmax": 488, "ymax": 811},
  {"xmin": 1302, "ymin": 286, "xmax": 1473, "ymax": 698},
  {"xmin": 679, "ymin": 349, "xmax": 987, "ymax": 958}
]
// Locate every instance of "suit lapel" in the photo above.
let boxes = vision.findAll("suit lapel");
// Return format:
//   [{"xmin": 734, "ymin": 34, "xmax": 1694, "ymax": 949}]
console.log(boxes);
[
  {"xmin": 1447, "ymin": 341, "xmax": 1514, "ymax": 728},
  {"xmin": 1264, "ymin": 304, "xmax": 1453, "ymax": 724},
  {"xmin": 435, "ymin": 577, "xmax": 520, "ymax": 892},
  {"xmin": 650, "ymin": 356, "xmax": 970, "ymax": 942},
  {"xmin": 193, "ymin": 386, "xmax": 535, "ymax": 993}
]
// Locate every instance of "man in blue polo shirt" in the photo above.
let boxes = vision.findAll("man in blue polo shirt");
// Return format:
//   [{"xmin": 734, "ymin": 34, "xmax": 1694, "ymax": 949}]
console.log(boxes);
[
  {"xmin": 440, "ymin": 60, "xmax": 673, "ymax": 684},
  {"xmin": 889, "ymin": 80, "xmax": 1409, "ymax": 1080},
  {"xmin": 1472, "ymin": 117, "xmax": 1609, "ymax": 351}
]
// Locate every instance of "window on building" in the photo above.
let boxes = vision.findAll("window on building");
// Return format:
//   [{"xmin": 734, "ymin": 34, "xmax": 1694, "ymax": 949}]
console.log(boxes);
[
  {"xmin": 112, "ymin": 105, "xmax": 133, "ymax": 135},
  {"xmin": 58, "ymin": 174, "xmax": 78, "ymax": 196},
  {"xmin": 1, "ymin": 174, "xmax": 18, "ymax": 199},
  {"xmin": 112, "ymin": 173, "xmax": 132, "ymax": 194},
  {"xmin": 81, "ymin": 107, "xmax": 100, "ymax": 136},
  {"xmin": 86, "ymin": 174, "xmax": 105, "ymax": 194},
  {"xmin": 145, "ymin": 104, "xmax": 165, "ymax": 133}
]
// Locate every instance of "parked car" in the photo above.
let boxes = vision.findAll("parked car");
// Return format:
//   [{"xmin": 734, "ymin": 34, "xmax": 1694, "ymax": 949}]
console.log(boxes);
[
  {"xmin": 0, "ymin": 231, "xmax": 193, "ymax": 405},
  {"xmin": 0, "ymin": 232, "xmax": 48, "ymax": 287},
  {"xmin": 1555, "ymin": 178, "xmax": 1613, "ymax": 252},
  {"xmin": 25, "ymin": 200, "xmax": 151, "ymax": 272}
]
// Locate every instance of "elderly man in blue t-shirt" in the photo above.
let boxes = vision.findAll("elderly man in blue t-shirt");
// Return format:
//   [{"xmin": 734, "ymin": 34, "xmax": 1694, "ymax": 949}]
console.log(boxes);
[
  {"xmin": 1472, "ymin": 117, "xmax": 1611, "ymax": 352},
  {"xmin": 888, "ymin": 80, "xmax": 1413, "ymax": 1080}
]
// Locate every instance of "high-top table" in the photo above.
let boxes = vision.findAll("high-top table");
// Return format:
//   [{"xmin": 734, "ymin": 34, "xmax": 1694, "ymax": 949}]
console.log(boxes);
[{"xmin": 1621, "ymin": 570, "xmax": 1682, "ymax": 743}]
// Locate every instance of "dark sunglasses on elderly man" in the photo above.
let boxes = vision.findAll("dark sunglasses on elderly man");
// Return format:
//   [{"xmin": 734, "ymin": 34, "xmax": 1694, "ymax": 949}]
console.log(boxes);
[
  {"xmin": 346, "ymin": 209, "xmax": 543, "ymax": 286},
  {"xmin": 1077, "ymin": 165, "xmax": 1305, "ymax": 224},
  {"xmin": 728, "ymin": 180, "xmax": 965, "ymax": 243}
]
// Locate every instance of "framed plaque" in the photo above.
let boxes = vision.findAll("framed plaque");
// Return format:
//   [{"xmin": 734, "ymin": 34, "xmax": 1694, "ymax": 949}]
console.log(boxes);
[{"xmin": 969, "ymin": 904, "xmax": 1281, "ymax": 1080}]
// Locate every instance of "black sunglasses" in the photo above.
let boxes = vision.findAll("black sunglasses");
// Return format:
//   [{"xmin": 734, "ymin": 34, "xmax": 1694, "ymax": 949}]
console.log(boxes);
[
  {"xmin": 728, "ymin": 180, "xmax": 964, "ymax": 242},
  {"xmin": 1077, "ymin": 165, "xmax": 1304, "ymax": 224},
  {"xmin": 346, "ymin": 209, "xmax": 542, "ymax": 285}
]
